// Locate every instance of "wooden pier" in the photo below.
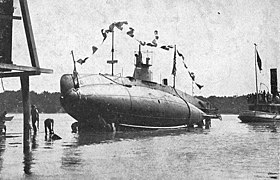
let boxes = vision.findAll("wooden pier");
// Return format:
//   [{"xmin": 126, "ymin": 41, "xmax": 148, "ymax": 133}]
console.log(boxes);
[{"xmin": 0, "ymin": 0, "xmax": 53, "ymax": 152}]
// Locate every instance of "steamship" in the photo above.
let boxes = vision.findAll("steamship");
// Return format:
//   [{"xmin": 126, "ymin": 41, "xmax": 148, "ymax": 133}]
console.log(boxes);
[{"xmin": 238, "ymin": 68, "xmax": 280, "ymax": 122}]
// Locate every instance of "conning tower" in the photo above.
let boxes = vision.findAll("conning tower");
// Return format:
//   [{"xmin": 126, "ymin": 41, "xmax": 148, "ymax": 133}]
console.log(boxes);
[{"xmin": 133, "ymin": 45, "xmax": 152, "ymax": 81}]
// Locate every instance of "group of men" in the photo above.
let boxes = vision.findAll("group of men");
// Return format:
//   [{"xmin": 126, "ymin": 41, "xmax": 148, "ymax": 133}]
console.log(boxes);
[
  {"xmin": 246, "ymin": 90, "xmax": 280, "ymax": 104},
  {"xmin": 31, "ymin": 104, "xmax": 54, "ymax": 136}
]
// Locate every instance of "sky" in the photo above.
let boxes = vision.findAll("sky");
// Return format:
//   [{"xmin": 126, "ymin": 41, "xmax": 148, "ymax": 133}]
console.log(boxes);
[{"xmin": 1, "ymin": 0, "xmax": 280, "ymax": 97}]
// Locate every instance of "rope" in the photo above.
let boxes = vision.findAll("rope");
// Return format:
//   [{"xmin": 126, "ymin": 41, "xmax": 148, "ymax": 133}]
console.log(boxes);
[
  {"xmin": 99, "ymin": 73, "xmax": 132, "ymax": 88},
  {"xmin": 172, "ymin": 87, "xmax": 191, "ymax": 121}
]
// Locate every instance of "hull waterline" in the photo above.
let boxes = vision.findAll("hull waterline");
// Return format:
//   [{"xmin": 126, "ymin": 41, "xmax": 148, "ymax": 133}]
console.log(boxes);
[{"xmin": 60, "ymin": 74, "xmax": 210, "ymax": 131}]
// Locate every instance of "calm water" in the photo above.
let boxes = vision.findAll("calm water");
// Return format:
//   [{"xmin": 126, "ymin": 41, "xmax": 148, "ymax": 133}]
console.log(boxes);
[{"xmin": 0, "ymin": 114, "xmax": 279, "ymax": 180}]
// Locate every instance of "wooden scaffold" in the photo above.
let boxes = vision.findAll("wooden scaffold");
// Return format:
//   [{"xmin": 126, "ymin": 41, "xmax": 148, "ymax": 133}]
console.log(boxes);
[{"xmin": 0, "ymin": 0, "xmax": 53, "ymax": 152}]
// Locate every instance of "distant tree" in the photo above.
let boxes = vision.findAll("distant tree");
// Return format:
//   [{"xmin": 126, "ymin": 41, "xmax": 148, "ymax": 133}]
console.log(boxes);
[
  {"xmin": 0, "ymin": 90, "xmax": 64, "ymax": 113},
  {"xmin": 0, "ymin": 90, "xmax": 248, "ymax": 114}
]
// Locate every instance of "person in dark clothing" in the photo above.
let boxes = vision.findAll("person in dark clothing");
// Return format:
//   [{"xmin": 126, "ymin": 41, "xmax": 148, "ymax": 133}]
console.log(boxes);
[
  {"xmin": 31, "ymin": 105, "xmax": 39, "ymax": 133},
  {"xmin": 44, "ymin": 118, "xmax": 62, "ymax": 141},
  {"xmin": 0, "ymin": 111, "xmax": 7, "ymax": 134},
  {"xmin": 71, "ymin": 122, "xmax": 79, "ymax": 133},
  {"xmin": 44, "ymin": 118, "xmax": 54, "ymax": 135}
]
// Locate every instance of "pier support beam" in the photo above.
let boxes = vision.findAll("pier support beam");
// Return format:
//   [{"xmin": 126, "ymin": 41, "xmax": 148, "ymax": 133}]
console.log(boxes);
[{"xmin": 20, "ymin": 75, "xmax": 30, "ymax": 153}]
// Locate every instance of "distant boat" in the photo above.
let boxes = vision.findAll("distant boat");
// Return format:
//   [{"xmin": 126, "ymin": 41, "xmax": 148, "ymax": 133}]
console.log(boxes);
[
  {"xmin": 60, "ymin": 27, "xmax": 221, "ymax": 131},
  {"xmin": 238, "ymin": 45, "xmax": 280, "ymax": 123},
  {"xmin": 4, "ymin": 116, "xmax": 13, "ymax": 121},
  {"xmin": 239, "ymin": 110, "xmax": 280, "ymax": 123}
]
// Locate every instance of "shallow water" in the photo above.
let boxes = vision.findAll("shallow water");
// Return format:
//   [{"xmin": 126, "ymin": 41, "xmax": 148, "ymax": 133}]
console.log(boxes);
[{"xmin": 0, "ymin": 114, "xmax": 279, "ymax": 180}]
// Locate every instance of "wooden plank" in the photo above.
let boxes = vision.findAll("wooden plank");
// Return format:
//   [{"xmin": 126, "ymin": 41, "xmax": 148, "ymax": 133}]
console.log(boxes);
[
  {"xmin": 19, "ymin": 0, "xmax": 40, "ymax": 68},
  {"xmin": 13, "ymin": 16, "xmax": 22, "ymax": 20},
  {"xmin": 0, "ymin": 71, "xmax": 39, "ymax": 78},
  {"xmin": 0, "ymin": 63, "xmax": 53, "ymax": 73},
  {"xmin": 0, "ymin": 15, "xmax": 21, "ymax": 20}
]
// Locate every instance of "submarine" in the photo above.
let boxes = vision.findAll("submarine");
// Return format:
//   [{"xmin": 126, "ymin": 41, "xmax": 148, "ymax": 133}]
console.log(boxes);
[{"xmin": 60, "ymin": 43, "xmax": 220, "ymax": 132}]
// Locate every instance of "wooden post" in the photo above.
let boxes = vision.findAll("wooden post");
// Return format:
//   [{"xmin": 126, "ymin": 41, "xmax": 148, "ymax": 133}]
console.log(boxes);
[{"xmin": 20, "ymin": 75, "xmax": 30, "ymax": 153}]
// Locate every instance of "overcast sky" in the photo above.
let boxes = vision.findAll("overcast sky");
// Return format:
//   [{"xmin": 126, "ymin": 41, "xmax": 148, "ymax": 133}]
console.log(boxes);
[{"xmin": 2, "ymin": 0, "xmax": 279, "ymax": 97}]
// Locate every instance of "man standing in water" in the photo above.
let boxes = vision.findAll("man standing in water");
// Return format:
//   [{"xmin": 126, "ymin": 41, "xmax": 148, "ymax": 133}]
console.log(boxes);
[{"xmin": 31, "ymin": 105, "xmax": 39, "ymax": 133}]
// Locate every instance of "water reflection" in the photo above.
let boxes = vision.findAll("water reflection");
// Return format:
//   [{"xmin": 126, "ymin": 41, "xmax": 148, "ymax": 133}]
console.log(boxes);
[
  {"xmin": 61, "ymin": 146, "xmax": 83, "ymax": 169},
  {"xmin": 23, "ymin": 149, "xmax": 33, "ymax": 175},
  {"xmin": 76, "ymin": 127, "xmax": 206, "ymax": 146},
  {"xmin": 0, "ymin": 137, "xmax": 6, "ymax": 172},
  {"xmin": 246, "ymin": 122, "xmax": 279, "ymax": 133},
  {"xmin": 59, "ymin": 128, "xmax": 206, "ymax": 171},
  {"xmin": 23, "ymin": 134, "xmax": 38, "ymax": 175},
  {"xmin": 31, "ymin": 134, "xmax": 39, "ymax": 150}
]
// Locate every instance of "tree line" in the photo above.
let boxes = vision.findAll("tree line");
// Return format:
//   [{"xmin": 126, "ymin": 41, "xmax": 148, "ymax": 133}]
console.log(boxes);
[
  {"xmin": 0, "ymin": 90, "xmax": 248, "ymax": 114},
  {"xmin": 0, "ymin": 90, "xmax": 63, "ymax": 113},
  {"xmin": 197, "ymin": 95, "xmax": 248, "ymax": 114}
]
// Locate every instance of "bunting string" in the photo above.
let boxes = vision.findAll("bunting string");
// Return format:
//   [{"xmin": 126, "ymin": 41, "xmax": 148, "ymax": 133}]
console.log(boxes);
[{"xmin": 75, "ymin": 21, "xmax": 204, "ymax": 90}]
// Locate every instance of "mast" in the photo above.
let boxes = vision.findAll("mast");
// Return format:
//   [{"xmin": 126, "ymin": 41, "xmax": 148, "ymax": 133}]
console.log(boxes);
[
  {"xmin": 111, "ymin": 30, "xmax": 114, "ymax": 75},
  {"xmin": 71, "ymin": 50, "xmax": 76, "ymax": 73},
  {"xmin": 107, "ymin": 29, "xmax": 118, "ymax": 75},
  {"xmin": 71, "ymin": 50, "xmax": 79, "ymax": 88},
  {"xmin": 254, "ymin": 43, "xmax": 258, "ymax": 104},
  {"xmin": 192, "ymin": 80, "xmax": 194, "ymax": 96},
  {"xmin": 172, "ymin": 45, "xmax": 176, "ymax": 88}
]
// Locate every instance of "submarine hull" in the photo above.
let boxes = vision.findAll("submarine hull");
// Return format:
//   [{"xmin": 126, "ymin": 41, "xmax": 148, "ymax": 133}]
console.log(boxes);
[{"xmin": 60, "ymin": 74, "xmax": 205, "ymax": 131}]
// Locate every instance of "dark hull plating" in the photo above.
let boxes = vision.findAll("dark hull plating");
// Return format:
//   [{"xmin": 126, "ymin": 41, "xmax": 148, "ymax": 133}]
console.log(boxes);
[{"xmin": 60, "ymin": 74, "xmax": 208, "ymax": 130}]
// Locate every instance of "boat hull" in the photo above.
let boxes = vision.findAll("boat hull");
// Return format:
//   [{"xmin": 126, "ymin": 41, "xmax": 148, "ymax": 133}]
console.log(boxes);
[
  {"xmin": 238, "ymin": 110, "xmax": 280, "ymax": 123},
  {"xmin": 60, "ymin": 74, "xmax": 207, "ymax": 131}
]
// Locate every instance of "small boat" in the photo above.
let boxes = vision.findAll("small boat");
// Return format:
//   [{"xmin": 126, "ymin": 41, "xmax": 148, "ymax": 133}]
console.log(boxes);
[
  {"xmin": 60, "ymin": 25, "xmax": 221, "ymax": 131},
  {"xmin": 239, "ymin": 110, "xmax": 280, "ymax": 123},
  {"xmin": 238, "ymin": 45, "xmax": 280, "ymax": 123}
]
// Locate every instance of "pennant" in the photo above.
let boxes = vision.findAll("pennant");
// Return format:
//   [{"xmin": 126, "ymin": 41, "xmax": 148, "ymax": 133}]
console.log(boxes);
[
  {"xmin": 189, "ymin": 71, "xmax": 195, "ymax": 81},
  {"xmin": 171, "ymin": 46, "xmax": 177, "ymax": 76},
  {"xmin": 92, "ymin": 46, "xmax": 98, "ymax": 54},
  {"xmin": 154, "ymin": 30, "xmax": 159, "ymax": 40},
  {"xmin": 256, "ymin": 50, "xmax": 262, "ymax": 71},
  {"xmin": 139, "ymin": 41, "xmax": 146, "ymax": 46},
  {"xmin": 195, "ymin": 83, "xmax": 204, "ymax": 89},
  {"xmin": 105, "ymin": 29, "xmax": 111, "ymax": 34},
  {"xmin": 101, "ymin": 29, "xmax": 107, "ymax": 43},
  {"xmin": 146, "ymin": 42, "xmax": 156, "ymax": 47},
  {"xmin": 154, "ymin": 30, "xmax": 158, "ymax": 36},
  {"xmin": 160, "ymin": 45, "xmax": 170, "ymax": 51},
  {"xmin": 152, "ymin": 39, "xmax": 157, "ymax": 47},
  {"xmin": 167, "ymin": 45, "xmax": 173, "ymax": 49},
  {"xmin": 177, "ymin": 50, "xmax": 185, "ymax": 60},
  {"xmin": 127, "ymin": 27, "xmax": 135, "ymax": 38},
  {"xmin": 77, "ymin": 57, "xmax": 89, "ymax": 65},
  {"xmin": 114, "ymin": 21, "xmax": 128, "ymax": 30},
  {"xmin": 108, "ymin": 23, "xmax": 115, "ymax": 32}
]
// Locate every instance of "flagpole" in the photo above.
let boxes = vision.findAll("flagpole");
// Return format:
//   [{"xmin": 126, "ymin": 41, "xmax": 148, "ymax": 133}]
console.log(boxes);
[
  {"xmin": 173, "ymin": 45, "xmax": 176, "ymax": 88},
  {"xmin": 71, "ymin": 50, "xmax": 76, "ymax": 73},
  {"xmin": 254, "ymin": 43, "xmax": 258, "ymax": 104},
  {"xmin": 111, "ymin": 30, "xmax": 114, "ymax": 76},
  {"xmin": 192, "ymin": 80, "xmax": 194, "ymax": 96}
]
